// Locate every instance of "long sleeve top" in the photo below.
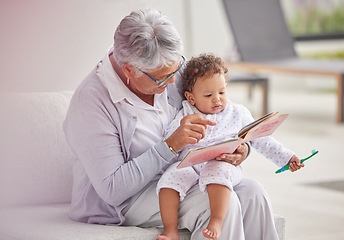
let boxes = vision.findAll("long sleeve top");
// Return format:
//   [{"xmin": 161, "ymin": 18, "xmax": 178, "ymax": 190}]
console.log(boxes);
[{"xmin": 63, "ymin": 50, "xmax": 184, "ymax": 225}]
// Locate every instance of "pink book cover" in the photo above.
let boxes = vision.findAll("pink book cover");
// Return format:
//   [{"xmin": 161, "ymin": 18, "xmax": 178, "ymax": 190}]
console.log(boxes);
[
  {"xmin": 177, "ymin": 139, "xmax": 244, "ymax": 169},
  {"xmin": 177, "ymin": 112, "xmax": 288, "ymax": 169}
]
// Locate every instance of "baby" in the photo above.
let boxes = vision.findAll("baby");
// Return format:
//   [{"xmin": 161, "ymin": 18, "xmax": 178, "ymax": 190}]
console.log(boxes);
[{"xmin": 157, "ymin": 53, "xmax": 303, "ymax": 240}]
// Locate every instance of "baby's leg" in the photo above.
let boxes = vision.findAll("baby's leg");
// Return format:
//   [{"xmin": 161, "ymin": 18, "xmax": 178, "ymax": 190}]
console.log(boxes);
[
  {"xmin": 199, "ymin": 160, "xmax": 243, "ymax": 239},
  {"xmin": 203, "ymin": 184, "xmax": 231, "ymax": 240},
  {"xmin": 158, "ymin": 188, "xmax": 180, "ymax": 240},
  {"xmin": 156, "ymin": 162, "xmax": 200, "ymax": 240}
]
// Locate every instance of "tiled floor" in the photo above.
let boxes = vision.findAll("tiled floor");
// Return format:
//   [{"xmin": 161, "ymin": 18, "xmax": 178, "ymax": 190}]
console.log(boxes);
[{"xmin": 227, "ymin": 77, "xmax": 344, "ymax": 240}]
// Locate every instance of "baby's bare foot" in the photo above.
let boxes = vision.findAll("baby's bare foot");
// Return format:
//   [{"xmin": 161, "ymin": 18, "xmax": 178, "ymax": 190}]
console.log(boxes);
[
  {"xmin": 202, "ymin": 218, "xmax": 223, "ymax": 240},
  {"xmin": 157, "ymin": 230, "xmax": 179, "ymax": 240}
]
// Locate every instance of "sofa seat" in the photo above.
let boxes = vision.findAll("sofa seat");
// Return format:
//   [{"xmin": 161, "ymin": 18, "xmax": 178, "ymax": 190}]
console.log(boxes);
[
  {"xmin": 0, "ymin": 203, "xmax": 285, "ymax": 240},
  {"xmin": 0, "ymin": 204, "xmax": 190, "ymax": 240}
]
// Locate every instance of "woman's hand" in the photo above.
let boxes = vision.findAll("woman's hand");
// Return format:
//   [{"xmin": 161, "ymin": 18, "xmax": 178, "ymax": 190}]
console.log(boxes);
[
  {"xmin": 165, "ymin": 113, "xmax": 216, "ymax": 152},
  {"xmin": 288, "ymin": 155, "xmax": 304, "ymax": 172},
  {"xmin": 215, "ymin": 143, "xmax": 249, "ymax": 166}
]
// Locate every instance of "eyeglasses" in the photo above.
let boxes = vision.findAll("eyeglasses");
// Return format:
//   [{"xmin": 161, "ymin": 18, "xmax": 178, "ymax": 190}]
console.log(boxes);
[{"xmin": 136, "ymin": 56, "xmax": 185, "ymax": 87}]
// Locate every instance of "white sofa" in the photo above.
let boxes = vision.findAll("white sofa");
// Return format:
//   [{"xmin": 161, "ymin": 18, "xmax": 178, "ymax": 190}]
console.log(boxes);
[{"xmin": 0, "ymin": 91, "xmax": 286, "ymax": 240}]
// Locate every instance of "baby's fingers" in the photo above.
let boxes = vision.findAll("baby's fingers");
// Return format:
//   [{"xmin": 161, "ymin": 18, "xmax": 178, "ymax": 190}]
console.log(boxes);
[{"xmin": 289, "ymin": 162, "xmax": 304, "ymax": 172}]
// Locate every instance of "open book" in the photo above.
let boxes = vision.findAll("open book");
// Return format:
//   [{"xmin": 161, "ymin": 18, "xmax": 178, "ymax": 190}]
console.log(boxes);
[{"xmin": 177, "ymin": 112, "xmax": 289, "ymax": 169}]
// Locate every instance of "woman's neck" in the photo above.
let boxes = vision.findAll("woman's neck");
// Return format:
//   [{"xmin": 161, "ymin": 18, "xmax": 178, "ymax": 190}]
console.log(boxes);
[
  {"xmin": 137, "ymin": 93, "xmax": 155, "ymax": 106},
  {"xmin": 109, "ymin": 53, "xmax": 155, "ymax": 106},
  {"xmin": 109, "ymin": 53, "xmax": 127, "ymax": 84}
]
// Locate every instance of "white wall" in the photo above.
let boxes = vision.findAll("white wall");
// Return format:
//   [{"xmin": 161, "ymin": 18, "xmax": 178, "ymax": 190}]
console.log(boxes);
[
  {"xmin": 186, "ymin": 0, "xmax": 234, "ymax": 59},
  {"xmin": 0, "ymin": 0, "xmax": 233, "ymax": 92}
]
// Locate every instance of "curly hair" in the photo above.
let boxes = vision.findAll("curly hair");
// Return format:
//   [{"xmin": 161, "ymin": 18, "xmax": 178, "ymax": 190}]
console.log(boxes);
[{"xmin": 182, "ymin": 53, "xmax": 228, "ymax": 92}]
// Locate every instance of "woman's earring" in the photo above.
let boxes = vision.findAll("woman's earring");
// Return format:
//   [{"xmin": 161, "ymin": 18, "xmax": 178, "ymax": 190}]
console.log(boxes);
[{"xmin": 127, "ymin": 78, "xmax": 130, "ymax": 85}]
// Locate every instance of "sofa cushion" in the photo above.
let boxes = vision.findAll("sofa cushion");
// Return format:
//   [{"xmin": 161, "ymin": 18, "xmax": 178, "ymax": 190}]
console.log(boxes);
[
  {"xmin": 0, "ymin": 92, "xmax": 74, "ymax": 206},
  {"xmin": 0, "ymin": 203, "xmax": 285, "ymax": 240},
  {"xmin": 0, "ymin": 204, "xmax": 191, "ymax": 240}
]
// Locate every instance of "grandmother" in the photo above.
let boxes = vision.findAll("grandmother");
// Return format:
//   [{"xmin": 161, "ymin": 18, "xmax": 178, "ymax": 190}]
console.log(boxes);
[{"xmin": 63, "ymin": 9, "xmax": 280, "ymax": 240}]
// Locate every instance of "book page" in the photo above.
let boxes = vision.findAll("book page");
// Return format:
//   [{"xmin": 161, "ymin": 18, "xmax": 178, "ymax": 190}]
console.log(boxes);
[
  {"xmin": 238, "ymin": 112, "xmax": 277, "ymax": 138},
  {"xmin": 243, "ymin": 114, "xmax": 289, "ymax": 142}
]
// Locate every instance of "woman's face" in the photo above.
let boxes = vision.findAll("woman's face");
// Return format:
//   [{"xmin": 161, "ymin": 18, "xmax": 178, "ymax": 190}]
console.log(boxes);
[
  {"xmin": 126, "ymin": 60, "xmax": 181, "ymax": 97},
  {"xmin": 185, "ymin": 73, "xmax": 228, "ymax": 114}
]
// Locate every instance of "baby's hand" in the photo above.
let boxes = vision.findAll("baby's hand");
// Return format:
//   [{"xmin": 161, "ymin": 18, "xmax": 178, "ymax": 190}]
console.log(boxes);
[{"xmin": 288, "ymin": 155, "xmax": 304, "ymax": 172}]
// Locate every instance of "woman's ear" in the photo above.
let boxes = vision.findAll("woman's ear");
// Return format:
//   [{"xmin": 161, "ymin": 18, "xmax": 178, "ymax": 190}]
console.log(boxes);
[
  {"xmin": 122, "ymin": 63, "xmax": 136, "ymax": 79},
  {"xmin": 185, "ymin": 91, "xmax": 195, "ymax": 105}
]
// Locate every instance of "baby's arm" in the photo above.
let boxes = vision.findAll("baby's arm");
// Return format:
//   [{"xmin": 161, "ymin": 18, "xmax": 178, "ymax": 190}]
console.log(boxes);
[
  {"xmin": 251, "ymin": 136, "xmax": 294, "ymax": 167},
  {"xmin": 251, "ymin": 136, "xmax": 305, "ymax": 172}
]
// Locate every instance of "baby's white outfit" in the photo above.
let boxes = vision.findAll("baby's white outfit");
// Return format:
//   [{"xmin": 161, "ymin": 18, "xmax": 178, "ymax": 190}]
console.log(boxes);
[{"xmin": 157, "ymin": 100, "xmax": 295, "ymax": 200}]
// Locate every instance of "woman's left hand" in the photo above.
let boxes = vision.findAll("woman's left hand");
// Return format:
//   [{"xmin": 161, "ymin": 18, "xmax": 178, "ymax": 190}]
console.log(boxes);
[{"xmin": 215, "ymin": 143, "xmax": 249, "ymax": 166}]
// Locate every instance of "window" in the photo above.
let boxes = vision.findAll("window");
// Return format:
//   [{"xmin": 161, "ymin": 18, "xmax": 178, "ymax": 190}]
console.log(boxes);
[{"xmin": 281, "ymin": 0, "xmax": 344, "ymax": 40}]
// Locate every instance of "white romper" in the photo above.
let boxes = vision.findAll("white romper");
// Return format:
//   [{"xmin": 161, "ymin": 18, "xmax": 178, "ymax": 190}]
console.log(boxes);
[{"xmin": 157, "ymin": 100, "xmax": 294, "ymax": 200}]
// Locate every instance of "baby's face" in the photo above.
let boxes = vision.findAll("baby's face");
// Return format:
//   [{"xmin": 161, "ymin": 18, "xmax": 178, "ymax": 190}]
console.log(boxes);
[{"xmin": 186, "ymin": 73, "xmax": 228, "ymax": 114}]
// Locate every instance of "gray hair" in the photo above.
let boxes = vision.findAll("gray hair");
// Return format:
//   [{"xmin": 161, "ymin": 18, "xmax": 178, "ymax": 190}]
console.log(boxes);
[{"xmin": 113, "ymin": 9, "xmax": 183, "ymax": 71}]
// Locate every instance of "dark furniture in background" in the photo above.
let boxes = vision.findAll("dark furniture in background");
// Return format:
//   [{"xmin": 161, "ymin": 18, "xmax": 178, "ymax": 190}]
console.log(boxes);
[{"xmin": 222, "ymin": 0, "xmax": 344, "ymax": 123}]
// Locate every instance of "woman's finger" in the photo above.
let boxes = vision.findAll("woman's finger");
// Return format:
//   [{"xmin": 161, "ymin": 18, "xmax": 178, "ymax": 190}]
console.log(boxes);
[
  {"xmin": 182, "ymin": 113, "xmax": 217, "ymax": 128},
  {"xmin": 236, "ymin": 144, "xmax": 246, "ymax": 153}
]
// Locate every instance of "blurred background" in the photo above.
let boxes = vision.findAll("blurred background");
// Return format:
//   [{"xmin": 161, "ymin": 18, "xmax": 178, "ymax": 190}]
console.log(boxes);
[
  {"xmin": 1, "ymin": 0, "xmax": 343, "ymax": 239},
  {"xmin": 1, "ymin": 0, "xmax": 344, "ymax": 92}
]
